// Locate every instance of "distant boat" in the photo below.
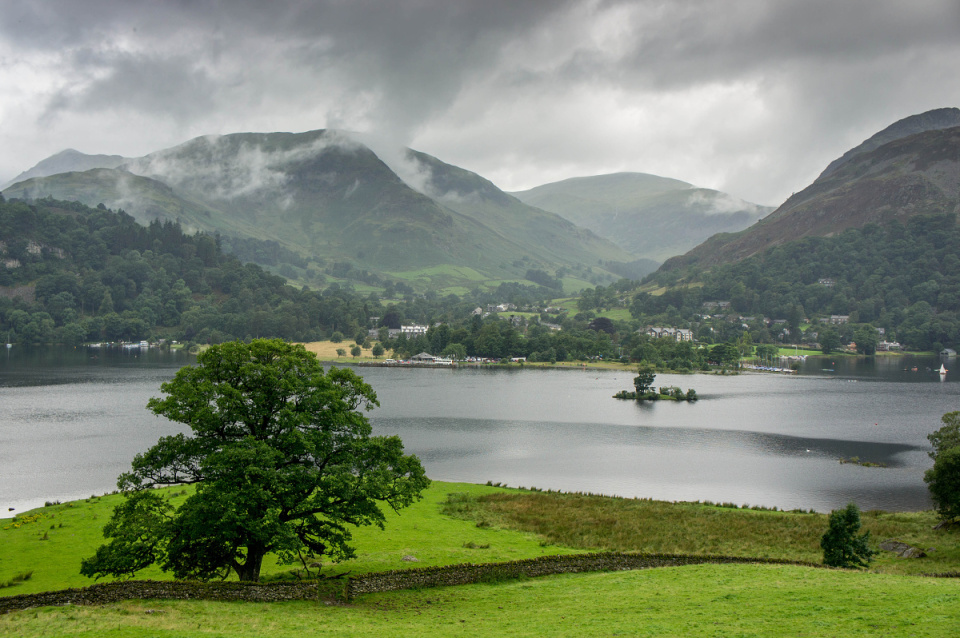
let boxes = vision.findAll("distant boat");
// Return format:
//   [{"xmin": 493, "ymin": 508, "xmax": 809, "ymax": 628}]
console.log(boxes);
[{"xmin": 939, "ymin": 364, "xmax": 948, "ymax": 375}]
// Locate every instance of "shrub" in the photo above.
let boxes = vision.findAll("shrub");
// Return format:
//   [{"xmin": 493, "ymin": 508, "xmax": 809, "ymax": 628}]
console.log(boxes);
[{"xmin": 820, "ymin": 502, "xmax": 875, "ymax": 568}]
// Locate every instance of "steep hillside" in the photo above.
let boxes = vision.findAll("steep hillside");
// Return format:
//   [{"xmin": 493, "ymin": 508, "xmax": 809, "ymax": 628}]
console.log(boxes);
[
  {"xmin": 3, "ymin": 131, "xmax": 630, "ymax": 290},
  {"xmin": 1, "ymin": 168, "xmax": 256, "ymax": 237},
  {"xmin": 510, "ymin": 173, "xmax": 771, "ymax": 262},
  {"xmin": 663, "ymin": 124, "xmax": 960, "ymax": 271}
]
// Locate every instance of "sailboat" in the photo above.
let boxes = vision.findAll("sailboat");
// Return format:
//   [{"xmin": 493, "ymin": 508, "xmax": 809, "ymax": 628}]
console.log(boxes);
[
  {"xmin": 939, "ymin": 363, "xmax": 948, "ymax": 376},
  {"xmin": 5, "ymin": 331, "xmax": 10, "ymax": 349}
]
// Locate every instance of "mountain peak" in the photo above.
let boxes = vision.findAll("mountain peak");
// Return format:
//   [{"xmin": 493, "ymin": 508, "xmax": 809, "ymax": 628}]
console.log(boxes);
[
  {"xmin": 4, "ymin": 149, "xmax": 128, "ymax": 189},
  {"xmin": 819, "ymin": 107, "xmax": 960, "ymax": 179}
]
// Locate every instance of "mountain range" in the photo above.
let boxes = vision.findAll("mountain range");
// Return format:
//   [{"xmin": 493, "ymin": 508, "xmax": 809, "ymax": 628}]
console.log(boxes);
[
  {"xmin": 4, "ymin": 132, "xmax": 634, "ymax": 291},
  {"xmin": 3, "ymin": 131, "xmax": 776, "ymax": 291}
]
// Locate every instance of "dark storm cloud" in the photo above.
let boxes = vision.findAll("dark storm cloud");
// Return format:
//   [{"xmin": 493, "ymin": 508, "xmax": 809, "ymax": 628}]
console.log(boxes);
[{"xmin": 2, "ymin": 0, "xmax": 959, "ymax": 204}]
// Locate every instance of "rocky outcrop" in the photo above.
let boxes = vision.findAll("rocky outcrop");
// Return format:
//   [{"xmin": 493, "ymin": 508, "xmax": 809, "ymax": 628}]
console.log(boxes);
[{"xmin": 879, "ymin": 539, "xmax": 927, "ymax": 558}]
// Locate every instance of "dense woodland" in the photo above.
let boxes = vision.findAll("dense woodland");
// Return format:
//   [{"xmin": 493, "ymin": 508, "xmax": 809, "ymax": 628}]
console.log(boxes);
[{"xmin": 3, "ymin": 196, "xmax": 959, "ymax": 364}]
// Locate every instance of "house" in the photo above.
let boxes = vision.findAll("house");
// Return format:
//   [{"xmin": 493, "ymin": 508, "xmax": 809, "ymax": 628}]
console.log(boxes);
[
  {"xmin": 876, "ymin": 340, "xmax": 902, "ymax": 352},
  {"xmin": 401, "ymin": 324, "xmax": 428, "ymax": 337},
  {"xmin": 818, "ymin": 278, "xmax": 836, "ymax": 287},
  {"xmin": 829, "ymin": 315, "xmax": 850, "ymax": 325},
  {"xmin": 702, "ymin": 301, "xmax": 731, "ymax": 310},
  {"xmin": 645, "ymin": 327, "xmax": 693, "ymax": 342},
  {"xmin": 940, "ymin": 348, "xmax": 956, "ymax": 357},
  {"xmin": 411, "ymin": 352, "xmax": 436, "ymax": 362}
]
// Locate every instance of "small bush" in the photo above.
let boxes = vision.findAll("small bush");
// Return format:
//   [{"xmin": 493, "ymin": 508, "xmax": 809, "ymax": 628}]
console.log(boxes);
[{"xmin": 821, "ymin": 502, "xmax": 875, "ymax": 568}]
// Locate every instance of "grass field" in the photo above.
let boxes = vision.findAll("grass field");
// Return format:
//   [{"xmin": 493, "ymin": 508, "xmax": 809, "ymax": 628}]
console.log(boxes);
[
  {"xmin": 300, "ymin": 340, "xmax": 374, "ymax": 362},
  {"xmin": 2, "ymin": 564, "xmax": 959, "ymax": 637},
  {"xmin": 3, "ymin": 483, "xmax": 959, "ymax": 635}
]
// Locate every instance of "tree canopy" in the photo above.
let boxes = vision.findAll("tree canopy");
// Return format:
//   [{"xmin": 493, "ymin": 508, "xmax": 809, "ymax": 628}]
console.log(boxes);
[{"xmin": 81, "ymin": 339, "xmax": 429, "ymax": 582}]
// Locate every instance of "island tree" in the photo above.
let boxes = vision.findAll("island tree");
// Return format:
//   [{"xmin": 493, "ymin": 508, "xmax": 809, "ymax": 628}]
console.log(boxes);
[
  {"xmin": 81, "ymin": 339, "xmax": 429, "ymax": 582},
  {"xmin": 633, "ymin": 363, "xmax": 656, "ymax": 395}
]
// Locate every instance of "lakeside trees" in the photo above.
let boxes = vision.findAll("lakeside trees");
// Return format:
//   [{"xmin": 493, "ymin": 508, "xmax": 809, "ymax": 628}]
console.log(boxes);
[
  {"xmin": 925, "ymin": 411, "xmax": 960, "ymax": 523},
  {"xmin": 80, "ymin": 339, "xmax": 429, "ymax": 582}
]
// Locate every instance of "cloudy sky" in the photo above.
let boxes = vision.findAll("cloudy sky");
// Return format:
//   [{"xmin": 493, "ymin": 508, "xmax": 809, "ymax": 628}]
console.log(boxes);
[{"xmin": 1, "ymin": 0, "xmax": 958, "ymax": 206}]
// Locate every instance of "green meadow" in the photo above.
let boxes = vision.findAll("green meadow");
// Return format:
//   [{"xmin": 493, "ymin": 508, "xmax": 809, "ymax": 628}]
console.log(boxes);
[{"xmin": 2, "ymin": 482, "xmax": 960, "ymax": 636}]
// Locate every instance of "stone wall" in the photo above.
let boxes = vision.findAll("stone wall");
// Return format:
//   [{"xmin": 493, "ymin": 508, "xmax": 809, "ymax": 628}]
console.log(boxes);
[
  {"xmin": 345, "ymin": 552, "xmax": 820, "ymax": 598},
  {"xmin": 0, "ymin": 580, "xmax": 320, "ymax": 615}
]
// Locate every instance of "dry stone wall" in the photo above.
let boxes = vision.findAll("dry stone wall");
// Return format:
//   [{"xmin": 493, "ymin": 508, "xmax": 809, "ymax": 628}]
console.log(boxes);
[
  {"xmin": 0, "ymin": 580, "xmax": 320, "ymax": 615},
  {"xmin": 1, "ymin": 553, "xmax": 825, "ymax": 614},
  {"xmin": 345, "ymin": 552, "xmax": 820, "ymax": 598}
]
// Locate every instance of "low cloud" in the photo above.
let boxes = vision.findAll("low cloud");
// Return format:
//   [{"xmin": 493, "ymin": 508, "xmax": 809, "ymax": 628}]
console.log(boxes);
[
  {"xmin": 126, "ymin": 130, "xmax": 362, "ymax": 200},
  {"xmin": 2, "ymin": 1, "xmax": 959, "ymax": 205},
  {"xmin": 685, "ymin": 190, "xmax": 769, "ymax": 216}
]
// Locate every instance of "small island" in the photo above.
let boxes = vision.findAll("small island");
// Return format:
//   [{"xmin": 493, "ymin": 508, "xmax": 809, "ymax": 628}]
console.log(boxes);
[{"xmin": 614, "ymin": 364, "xmax": 698, "ymax": 402}]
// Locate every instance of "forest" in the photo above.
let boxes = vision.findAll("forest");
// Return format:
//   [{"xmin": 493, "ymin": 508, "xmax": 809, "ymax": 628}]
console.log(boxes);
[{"xmin": 626, "ymin": 214, "xmax": 960, "ymax": 352}]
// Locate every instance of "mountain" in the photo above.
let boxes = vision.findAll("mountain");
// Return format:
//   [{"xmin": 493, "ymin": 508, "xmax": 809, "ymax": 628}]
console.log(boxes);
[
  {"xmin": 3, "ymin": 131, "xmax": 631, "ymax": 290},
  {"xmin": 2, "ymin": 149, "xmax": 129, "ymax": 189},
  {"xmin": 662, "ymin": 119, "xmax": 960, "ymax": 272},
  {"xmin": 510, "ymin": 173, "xmax": 772, "ymax": 262}
]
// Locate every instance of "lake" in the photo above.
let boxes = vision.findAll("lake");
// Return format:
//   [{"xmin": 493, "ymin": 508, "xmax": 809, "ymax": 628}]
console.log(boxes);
[{"xmin": 1, "ymin": 346, "xmax": 956, "ymax": 517}]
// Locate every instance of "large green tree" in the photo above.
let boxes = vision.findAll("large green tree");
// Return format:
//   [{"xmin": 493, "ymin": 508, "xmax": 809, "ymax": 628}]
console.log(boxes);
[
  {"xmin": 925, "ymin": 411, "xmax": 960, "ymax": 523},
  {"xmin": 81, "ymin": 339, "xmax": 429, "ymax": 582}
]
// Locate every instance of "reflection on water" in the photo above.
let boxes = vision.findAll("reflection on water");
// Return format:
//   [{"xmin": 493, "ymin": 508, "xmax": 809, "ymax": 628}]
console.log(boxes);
[{"xmin": 0, "ymin": 347, "xmax": 955, "ymax": 515}]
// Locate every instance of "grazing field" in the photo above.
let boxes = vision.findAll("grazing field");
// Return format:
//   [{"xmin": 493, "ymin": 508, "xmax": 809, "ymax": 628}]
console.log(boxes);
[
  {"xmin": 3, "ymin": 483, "xmax": 960, "ymax": 635},
  {"xmin": 444, "ymin": 490, "xmax": 960, "ymax": 576}
]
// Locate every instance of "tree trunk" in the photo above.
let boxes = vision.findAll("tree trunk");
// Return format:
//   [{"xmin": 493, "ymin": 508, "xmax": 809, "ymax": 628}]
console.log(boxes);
[{"xmin": 235, "ymin": 543, "xmax": 266, "ymax": 582}]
